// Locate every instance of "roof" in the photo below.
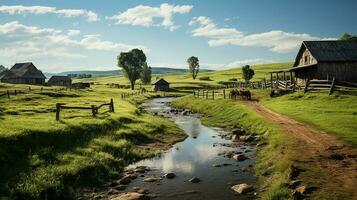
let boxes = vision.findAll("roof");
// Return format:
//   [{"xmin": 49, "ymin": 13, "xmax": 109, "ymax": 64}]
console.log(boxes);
[
  {"xmin": 294, "ymin": 40, "xmax": 357, "ymax": 66},
  {"xmin": 1, "ymin": 62, "xmax": 46, "ymax": 79},
  {"xmin": 48, "ymin": 75, "xmax": 72, "ymax": 82},
  {"xmin": 153, "ymin": 78, "xmax": 169, "ymax": 85}
]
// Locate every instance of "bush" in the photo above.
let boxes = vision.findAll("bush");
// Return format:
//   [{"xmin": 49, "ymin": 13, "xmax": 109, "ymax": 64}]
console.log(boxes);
[
  {"xmin": 198, "ymin": 76, "xmax": 212, "ymax": 81},
  {"xmin": 228, "ymin": 78, "xmax": 237, "ymax": 82}
]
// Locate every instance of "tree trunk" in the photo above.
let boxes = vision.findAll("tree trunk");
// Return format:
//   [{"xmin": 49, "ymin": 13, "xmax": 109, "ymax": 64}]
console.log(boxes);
[{"xmin": 130, "ymin": 80, "xmax": 135, "ymax": 90}]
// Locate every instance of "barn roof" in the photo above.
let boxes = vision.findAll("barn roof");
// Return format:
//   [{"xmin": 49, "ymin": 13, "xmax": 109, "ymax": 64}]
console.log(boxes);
[
  {"xmin": 1, "ymin": 62, "xmax": 46, "ymax": 79},
  {"xmin": 153, "ymin": 78, "xmax": 169, "ymax": 85},
  {"xmin": 48, "ymin": 75, "xmax": 72, "ymax": 82},
  {"xmin": 294, "ymin": 40, "xmax": 357, "ymax": 66}
]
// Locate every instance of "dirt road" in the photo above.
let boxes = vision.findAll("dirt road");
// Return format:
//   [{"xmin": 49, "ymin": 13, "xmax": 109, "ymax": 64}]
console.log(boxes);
[{"xmin": 245, "ymin": 101, "xmax": 357, "ymax": 199}]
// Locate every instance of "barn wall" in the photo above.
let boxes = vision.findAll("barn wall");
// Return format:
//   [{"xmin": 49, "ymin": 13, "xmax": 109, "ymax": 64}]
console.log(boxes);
[{"xmin": 318, "ymin": 62, "xmax": 357, "ymax": 82}]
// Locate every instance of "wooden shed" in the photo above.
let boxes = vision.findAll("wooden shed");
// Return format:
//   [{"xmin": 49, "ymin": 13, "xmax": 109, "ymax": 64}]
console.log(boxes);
[
  {"xmin": 152, "ymin": 78, "xmax": 170, "ymax": 92},
  {"xmin": 291, "ymin": 40, "xmax": 357, "ymax": 84},
  {"xmin": 48, "ymin": 75, "xmax": 72, "ymax": 87},
  {"xmin": 0, "ymin": 62, "xmax": 46, "ymax": 85}
]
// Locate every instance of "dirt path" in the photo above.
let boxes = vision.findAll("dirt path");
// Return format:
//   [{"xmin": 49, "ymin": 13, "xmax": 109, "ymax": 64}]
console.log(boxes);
[{"xmin": 245, "ymin": 101, "xmax": 357, "ymax": 199}]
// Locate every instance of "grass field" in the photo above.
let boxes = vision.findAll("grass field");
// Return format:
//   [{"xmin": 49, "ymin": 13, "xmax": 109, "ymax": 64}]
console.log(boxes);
[{"xmin": 0, "ymin": 83, "xmax": 186, "ymax": 199}]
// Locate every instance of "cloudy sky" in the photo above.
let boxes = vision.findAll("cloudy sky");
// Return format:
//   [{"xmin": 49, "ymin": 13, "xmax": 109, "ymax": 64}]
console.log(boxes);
[{"xmin": 0, "ymin": 0, "xmax": 356, "ymax": 72}]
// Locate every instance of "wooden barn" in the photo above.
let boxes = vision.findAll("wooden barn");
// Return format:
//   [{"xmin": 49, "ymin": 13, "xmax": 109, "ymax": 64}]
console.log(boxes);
[
  {"xmin": 0, "ymin": 62, "xmax": 46, "ymax": 85},
  {"xmin": 291, "ymin": 40, "xmax": 357, "ymax": 84},
  {"xmin": 48, "ymin": 75, "xmax": 72, "ymax": 87},
  {"xmin": 152, "ymin": 78, "xmax": 170, "ymax": 92}
]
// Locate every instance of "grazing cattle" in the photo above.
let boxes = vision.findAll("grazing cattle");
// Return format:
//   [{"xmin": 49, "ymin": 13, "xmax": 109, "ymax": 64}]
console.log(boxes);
[
  {"xmin": 270, "ymin": 89, "xmax": 290, "ymax": 97},
  {"xmin": 229, "ymin": 89, "xmax": 252, "ymax": 100}
]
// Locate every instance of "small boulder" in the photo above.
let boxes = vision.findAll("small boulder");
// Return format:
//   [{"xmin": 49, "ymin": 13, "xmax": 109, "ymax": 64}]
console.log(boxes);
[
  {"xmin": 189, "ymin": 177, "xmax": 201, "ymax": 183},
  {"xmin": 239, "ymin": 135, "xmax": 255, "ymax": 142},
  {"xmin": 164, "ymin": 172, "xmax": 176, "ymax": 179},
  {"xmin": 232, "ymin": 128, "xmax": 245, "ymax": 136},
  {"xmin": 119, "ymin": 175, "xmax": 132, "ymax": 185},
  {"xmin": 111, "ymin": 192, "xmax": 149, "ymax": 200},
  {"xmin": 143, "ymin": 177, "xmax": 162, "ymax": 182},
  {"xmin": 232, "ymin": 154, "xmax": 248, "ymax": 161},
  {"xmin": 231, "ymin": 183, "xmax": 254, "ymax": 194},
  {"xmin": 113, "ymin": 185, "xmax": 126, "ymax": 191},
  {"xmin": 212, "ymin": 164, "xmax": 222, "ymax": 167},
  {"xmin": 231, "ymin": 134, "xmax": 240, "ymax": 142}
]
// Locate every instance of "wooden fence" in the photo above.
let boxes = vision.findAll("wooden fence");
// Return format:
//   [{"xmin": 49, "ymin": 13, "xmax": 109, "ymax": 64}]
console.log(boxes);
[
  {"xmin": 56, "ymin": 98, "xmax": 114, "ymax": 120},
  {"xmin": 0, "ymin": 87, "xmax": 77, "ymax": 99},
  {"xmin": 193, "ymin": 89, "xmax": 251, "ymax": 100},
  {"xmin": 304, "ymin": 78, "xmax": 357, "ymax": 95}
]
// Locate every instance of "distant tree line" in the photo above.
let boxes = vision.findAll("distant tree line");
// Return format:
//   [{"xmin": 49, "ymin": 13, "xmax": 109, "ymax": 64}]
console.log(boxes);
[
  {"xmin": 340, "ymin": 33, "xmax": 357, "ymax": 41},
  {"xmin": 68, "ymin": 74, "xmax": 92, "ymax": 79}
]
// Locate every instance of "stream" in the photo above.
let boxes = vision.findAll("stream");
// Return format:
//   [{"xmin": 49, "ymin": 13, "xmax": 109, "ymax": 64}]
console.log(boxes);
[{"xmin": 121, "ymin": 97, "xmax": 258, "ymax": 199}]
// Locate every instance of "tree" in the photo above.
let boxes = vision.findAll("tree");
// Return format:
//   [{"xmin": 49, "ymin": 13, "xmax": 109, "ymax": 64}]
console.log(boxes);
[
  {"xmin": 187, "ymin": 56, "xmax": 199, "ymax": 80},
  {"xmin": 141, "ymin": 63, "xmax": 152, "ymax": 84},
  {"xmin": 117, "ymin": 49, "xmax": 147, "ymax": 90},
  {"xmin": 340, "ymin": 33, "xmax": 357, "ymax": 41},
  {"xmin": 242, "ymin": 65, "xmax": 255, "ymax": 83}
]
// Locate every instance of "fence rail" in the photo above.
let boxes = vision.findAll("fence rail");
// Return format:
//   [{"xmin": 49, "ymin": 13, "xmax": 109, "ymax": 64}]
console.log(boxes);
[
  {"xmin": 193, "ymin": 89, "xmax": 251, "ymax": 100},
  {"xmin": 56, "ymin": 98, "xmax": 114, "ymax": 121},
  {"xmin": 305, "ymin": 78, "xmax": 357, "ymax": 95},
  {"xmin": 0, "ymin": 87, "xmax": 77, "ymax": 99}
]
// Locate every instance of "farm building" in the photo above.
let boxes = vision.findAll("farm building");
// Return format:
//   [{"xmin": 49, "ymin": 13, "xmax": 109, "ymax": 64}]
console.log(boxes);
[
  {"xmin": 270, "ymin": 40, "xmax": 357, "ymax": 87},
  {"xmin": 0, "ymin": 62, "xmax": 46, "ymax": 85},
  {"xmin": 48, "ymin": 75, "xmax": 72, "ymax": 87},
  {"xmin": 152, "ymin": 78, "xmax": 170, "ymax": 91}
]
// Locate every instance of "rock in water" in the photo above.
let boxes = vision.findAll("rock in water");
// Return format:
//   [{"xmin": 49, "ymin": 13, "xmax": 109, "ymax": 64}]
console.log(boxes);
[
  {"xmin": 164, "ymin": 172, "xmax": 176, "ymax": 179},
  {"xmin": 232, "ymin": 154, "xmax": 248, "ymax": 161},
  {"xmin": 143, "ymin": 177, "xmax": 162, "ymax": 182},
  {"xmin": 231, "ymin": 183, "xmax": 254, "ymax": 194},
  {"xmin": 232, "ymin": 128, "xmax": 245, "ymax": 136},
  {"xmin": 231, "ymin": 134, "xmax": 240, "ymax": 142},
  {"xmin": 189, "ymin": 177, "xmax": 201, "ymax": 183},
  {"xmin": 111, "ymin": 192, "xmax": 149, "ymax": 200},
  {"xmin": 239, "ymin": 135, "xmax": 255, "ymax": 142},
  {"xmin": 119, "ymin": 175, "xmax": 132, "ymax": 185}
]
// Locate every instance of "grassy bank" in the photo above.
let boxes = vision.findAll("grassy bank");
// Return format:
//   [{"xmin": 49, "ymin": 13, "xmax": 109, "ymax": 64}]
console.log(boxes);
[
  {"xmin": 261, "ymin": 91, "xmax": 357, "ymax": 146},
  {"xmin": 171, "ymin": 96, "xmax": 293, "ymax": 200},
  {"xmin": 0, "ymin": 83, "xmax": 186, "ymax": 199}
]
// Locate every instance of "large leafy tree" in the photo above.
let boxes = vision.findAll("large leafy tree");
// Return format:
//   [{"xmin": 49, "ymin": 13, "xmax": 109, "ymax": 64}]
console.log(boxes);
[
  {"xmin": 242, "ymin": 65, "xmax": 255, "ymax": 83},
  {"xmin": 117, "ymin": 49, "xmax": 147, "ymax": 90},
  {"xmin": 141, "ymin": 63, "xmax": 152, "ymax": 84},
  {"xmin": 340, "ymin": 33, "xmax": 357, "ymax": 41},
  {"xmin": 187, "ymin": 56, "xmax": 199, "ymax": 80}
]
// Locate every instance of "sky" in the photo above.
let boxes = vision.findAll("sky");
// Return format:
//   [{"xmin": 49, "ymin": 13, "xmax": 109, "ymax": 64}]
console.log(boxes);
[{"xmin": 0, "ymin": 0, "xmax": 356, "ymax": 73}]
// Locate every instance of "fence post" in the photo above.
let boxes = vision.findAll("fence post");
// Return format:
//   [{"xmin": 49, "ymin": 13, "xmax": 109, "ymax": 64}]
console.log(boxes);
[
  {"xmin": 223, "ymin": 89, "xmax": 226, "ymax": 99},
  {"xmin": 212, "ymin": 90, "xmax": 214, "ymax": 99},
  {"xmin": 110, "ymin": 98, "xmax": 114, "ymax": 112},
  {"xmin": 329, "ymin": 78, "xmax": 336, "ymax": 95},
  {"xmin": 304, "ymin": 79, "xmax": 310, "ymax": 93},
  {"xmin": 14, "ymin": 90, "xmax": 17, "ymax": 95},
  {"xmin": 91, "ymin": 105, "xmax": 96, "ymax": 117},
  {"xmin": 29, "ymin": 87, "xmax": 31, "ymax": 92},
  {"xmin": 7, "ymin": 90, "xmax": 10, "ymax": 99},
  {"xmin": 56, "ymin": 103, "xmax": 61, "ymax": 121}
]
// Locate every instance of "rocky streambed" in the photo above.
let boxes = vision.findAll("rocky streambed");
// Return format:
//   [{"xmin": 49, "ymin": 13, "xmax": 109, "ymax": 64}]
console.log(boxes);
[{"xmin": 81, "ymin": 97, "xmax": 263, "ymax": 200}]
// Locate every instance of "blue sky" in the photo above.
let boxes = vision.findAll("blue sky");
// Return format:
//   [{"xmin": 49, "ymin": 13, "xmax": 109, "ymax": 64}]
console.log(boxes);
[{"xmin": 0, "ymin": 0, "xmax": 356, "ymax": 72}]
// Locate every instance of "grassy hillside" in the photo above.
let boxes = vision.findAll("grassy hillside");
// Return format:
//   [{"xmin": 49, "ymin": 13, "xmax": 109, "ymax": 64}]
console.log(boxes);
[{"xmin": 0, "ymin": 83, "xmax": 186, "ymax": 199}]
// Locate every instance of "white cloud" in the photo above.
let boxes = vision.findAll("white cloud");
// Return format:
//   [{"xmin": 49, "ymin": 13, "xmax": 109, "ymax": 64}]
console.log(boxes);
[
  {"xmin": 0, "ymin": 21, "xmax": 147, "ymax": 60},
  {"xmin": 107, "ymin": 3, "xmax": 193, "ymax": 31},
  {"xmin": 0, "ymin": 5, "xmax": 99, "ymax": 22},
  {"xmin": 189, "ymin": 16, "xmax": 336, "ymax": 53}
]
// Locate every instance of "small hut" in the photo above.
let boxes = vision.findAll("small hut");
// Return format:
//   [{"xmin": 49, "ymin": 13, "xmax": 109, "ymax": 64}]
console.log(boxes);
[
  {"xmin": 152, "ymin": 78, "xmax": 170, "ymax": 91},
  {"xmin": 48, "ymin": 75, "xmax": 72, "ymax": 87},
  {"xmin": 0, "ymin": 62, "xmax": 46, "ymax": 85}
]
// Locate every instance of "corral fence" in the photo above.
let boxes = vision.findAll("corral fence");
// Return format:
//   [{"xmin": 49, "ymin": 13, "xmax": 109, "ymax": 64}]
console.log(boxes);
[
  {"xmin": 193, "ymin": 89, "xmax": 251, "ymax": 100},
  {"xmin": 56, "ymin": 98, "xmax": 114, "ymax": 121},
  {"xmin": 220, "ymin": 80, "xmax": 272, "ymax": 90},
  {"xmin": 304, "ymin": 78, "xmax": 357, "ymax": 95},
  {"xmin": 0, "ymin": 87, "xmax": 78, "ymax": 99}
]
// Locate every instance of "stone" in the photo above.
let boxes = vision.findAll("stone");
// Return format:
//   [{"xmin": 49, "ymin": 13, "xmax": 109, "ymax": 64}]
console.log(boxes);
[
  {"xmin": 232, "ymin": 128, "xmax": 245, "ymax": 136},
  {"xmin": 111, "ymin": 192, "xmax": 149, "ymax": 200},
  {"xmin": 143, "ymin": 177, "xmax": 162, "ymax": 182},
  {"xmin": 164, "ymin": 172, "xmax": 176, "ymax": 179},
  {"xmin": 231, "ymin": 134, "xmax": 240, "ymax": 142},
  {"xmin": 189, "ymin": 177, "xmax": 201, "ymax": 183},
  {"xmin": 132, "ymin": 187, "xmax": 148, "ymax": 194},
  {"xmin": 107, "ymin": 188, "xmax": 119, "ymax": 195},
  {"xmin": 232, "ymin": 154, "xmax": 248, "ymax": 161},
  {"xmin": 113, "ymin": 185, "xmax": 126, "ymax": 191},
  {"xmin": 239, "ymin": 135, "xmax": 255, "ymax": 142},
  {"xmin": 119, "ymin": 175, "xmax": 132, "ymax": 185},
  {"xmin": 289, "ymin": 180, "xmax": 302, "ymax": 189},
  {"xmin": 330, "ymin": 153, "xmax": 344, "ymax": 160},
  {"xmin": 212, "ymin": 164, "xmax": 222, "ymax": 167},
  {"xmin": 231, "ymin": 183, "xmax": 254, "ymax": 194}
]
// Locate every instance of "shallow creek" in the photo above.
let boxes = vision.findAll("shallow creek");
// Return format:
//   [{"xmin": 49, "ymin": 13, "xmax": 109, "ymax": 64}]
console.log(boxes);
[
  {"xmin": 119, "ymin": 97, "xmax": 258, "ymax": 199},
  {"xmin": 86, "ymin": 98, "xmax": 257, "ymax": 200}
]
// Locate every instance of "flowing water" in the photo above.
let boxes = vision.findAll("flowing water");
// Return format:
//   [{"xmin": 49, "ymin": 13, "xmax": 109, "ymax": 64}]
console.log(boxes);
[{"xmin": 120, "ymin": 98, "xmax": 257, "ymax": 199}]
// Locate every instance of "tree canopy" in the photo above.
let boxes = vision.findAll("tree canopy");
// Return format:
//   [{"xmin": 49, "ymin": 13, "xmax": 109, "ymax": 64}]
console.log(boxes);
[
  {"xmin": 187, "ymin": 56, "xmax": 199, "ymax": 80},
  {"xmin": 340, "ymin": 33, "xmax": 357, "ymax": 41},
  {"xmin": 117, "ymin": 49, "xmax": 147, "ymax": 90},
  {"xmin": 242, "ymin": 65, "xmax": 255, "ymax": 83},
  {"xmin": 141, "ymin": 63, "xmax": 152, "ymax": 84}
]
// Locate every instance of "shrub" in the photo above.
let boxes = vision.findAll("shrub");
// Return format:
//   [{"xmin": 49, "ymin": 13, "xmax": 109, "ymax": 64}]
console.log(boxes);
[
  {"xmin": 198, "ymin": 76, "xmax": 212, "ymax": 81},
  {"xmin": 228, "ymin": 78, "xmax": 237, "ymax": 81}
]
